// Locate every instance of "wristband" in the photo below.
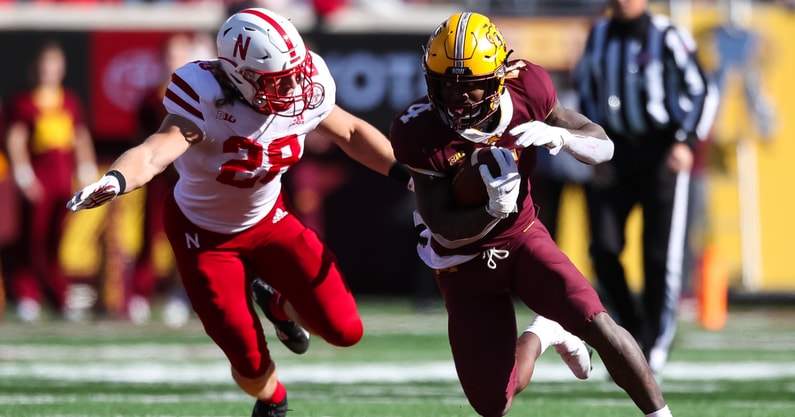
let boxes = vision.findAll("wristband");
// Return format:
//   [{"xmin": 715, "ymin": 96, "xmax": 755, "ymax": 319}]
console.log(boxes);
[
  {"xmin": 105, "ymin": 170, "xmax": 127, "ymax": 194},
  {"xmin": 388, "ymin": 161, "xmax": 412, "ymax": 187}
]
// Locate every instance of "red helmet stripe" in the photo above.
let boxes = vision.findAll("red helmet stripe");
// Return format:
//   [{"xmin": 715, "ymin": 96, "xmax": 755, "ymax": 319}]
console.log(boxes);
[{"xmin": 241, "ymin": 9, "xmax": 299, "ymax": 63}]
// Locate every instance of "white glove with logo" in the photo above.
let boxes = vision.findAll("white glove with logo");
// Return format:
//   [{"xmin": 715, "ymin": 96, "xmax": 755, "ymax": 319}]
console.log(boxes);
[
  {"xmin": 66, "ymin": 174, "xmax": 121, "ymax": 212},
  {"xmin": 479, "ymin": 147, "xmax": 520, "ymax": 219},
  {"xmin": 510, "ymin": 121, "xmax": 572, "ymax": 155}
]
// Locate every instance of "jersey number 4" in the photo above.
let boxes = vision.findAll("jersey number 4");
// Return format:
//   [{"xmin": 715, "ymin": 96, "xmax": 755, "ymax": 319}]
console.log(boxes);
[{"xmin": 216, "ymin": 134, "xmax": 301, "ymax": 188}]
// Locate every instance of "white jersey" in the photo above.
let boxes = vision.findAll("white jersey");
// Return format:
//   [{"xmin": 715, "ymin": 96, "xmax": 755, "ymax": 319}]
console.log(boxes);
[{"xmin": 163, "ymin": 52, "xmax": 336, "ymax": 233}]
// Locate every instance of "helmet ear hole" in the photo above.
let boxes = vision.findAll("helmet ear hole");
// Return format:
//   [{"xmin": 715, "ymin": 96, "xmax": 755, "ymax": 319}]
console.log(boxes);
[{"xmin": 423, "ymin": 12, "xmax": 509, "ymax": 130}]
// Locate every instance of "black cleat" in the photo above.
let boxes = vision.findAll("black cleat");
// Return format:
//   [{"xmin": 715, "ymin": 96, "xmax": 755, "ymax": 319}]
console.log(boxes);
[
  {"xmin": 252, "ymin": 279, "xmax": 310, "ymax": 354},
  {"xmin": 251, "ymin": 397, "xmax": 288, "ymax": 417}
]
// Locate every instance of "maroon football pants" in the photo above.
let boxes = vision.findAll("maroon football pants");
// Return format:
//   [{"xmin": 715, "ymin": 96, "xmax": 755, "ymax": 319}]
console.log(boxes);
[{"xmin": 434, "ymin": 221, "xmax": 605, "ymax": 417}]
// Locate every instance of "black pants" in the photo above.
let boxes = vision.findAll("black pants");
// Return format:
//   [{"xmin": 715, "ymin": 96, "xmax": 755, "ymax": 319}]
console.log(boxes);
[{"xmin": 584, "ymin": 137, "xmax": 690, "ymax": 371}]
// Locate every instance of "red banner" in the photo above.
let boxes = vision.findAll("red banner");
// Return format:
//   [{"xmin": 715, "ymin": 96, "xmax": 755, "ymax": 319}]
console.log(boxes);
[{"xmin": 89, "ymin": 31, "xmax": 175, "ymax": 141}]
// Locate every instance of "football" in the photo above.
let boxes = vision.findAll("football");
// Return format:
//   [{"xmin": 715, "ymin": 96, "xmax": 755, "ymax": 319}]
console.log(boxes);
[{"xmin": 451, "ymin": 147, "xmax": 502, "ymax": 207}]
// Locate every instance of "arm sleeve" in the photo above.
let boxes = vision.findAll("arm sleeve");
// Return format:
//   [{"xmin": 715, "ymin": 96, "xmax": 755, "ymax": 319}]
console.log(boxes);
[{"xmin": 563, "ymin": 134, "xmax": 614, "ymax": 165}]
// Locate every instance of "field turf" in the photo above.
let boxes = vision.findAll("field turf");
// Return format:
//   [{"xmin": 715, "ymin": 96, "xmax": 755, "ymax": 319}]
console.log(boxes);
[{"xmin": 1, "ymin": 298, "xmax": 794, "ymax": 417}]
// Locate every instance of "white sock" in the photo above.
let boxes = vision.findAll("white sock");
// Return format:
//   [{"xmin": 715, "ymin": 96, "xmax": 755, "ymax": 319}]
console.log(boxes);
[
  {"xmin": 645, "ymin": 405, "xmax": 672, "ymax": 417},
  {"xmin": 523, "ymin": 315, "xmax": 558, "ymax": 353}
]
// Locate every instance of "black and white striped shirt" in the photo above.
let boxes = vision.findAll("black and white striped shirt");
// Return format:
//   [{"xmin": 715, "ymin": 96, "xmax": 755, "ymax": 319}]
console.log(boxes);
[{"xmin": 574, "ymin": 12, "xmax": 718, "ymax": 146}]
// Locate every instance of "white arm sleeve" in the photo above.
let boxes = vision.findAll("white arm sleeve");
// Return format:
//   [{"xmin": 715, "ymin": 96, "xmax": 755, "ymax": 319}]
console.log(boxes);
[{"xmin": 563, "ymin": 135, "xmax": 615, "ymax": 165}]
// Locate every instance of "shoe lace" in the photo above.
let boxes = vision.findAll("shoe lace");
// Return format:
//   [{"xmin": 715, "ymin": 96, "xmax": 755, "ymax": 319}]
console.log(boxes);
[{"xmin": 482, "ymin": 247, "xmax": 510, "ymax": 270}]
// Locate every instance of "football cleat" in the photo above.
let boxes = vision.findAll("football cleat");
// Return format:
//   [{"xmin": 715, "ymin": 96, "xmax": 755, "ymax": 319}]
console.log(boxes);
[
  {"xmin": 251, "ymin": 397, "xmax": 289, "ymax": 417},
  {"xmin": 252, "ymin": 279, "xmax": 310, "ymax": 354}
]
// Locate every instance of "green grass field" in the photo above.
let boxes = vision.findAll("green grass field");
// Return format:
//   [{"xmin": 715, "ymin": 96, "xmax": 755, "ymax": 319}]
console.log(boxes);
[{"xmin": 1, "ymin": 298, "xmax": 794, "ymax": 417}]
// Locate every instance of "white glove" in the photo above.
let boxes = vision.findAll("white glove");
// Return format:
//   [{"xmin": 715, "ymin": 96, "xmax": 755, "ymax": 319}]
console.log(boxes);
[
  {"xmin": 66, "ymin": 174, "xmax": 121, "ymax": 211},
  {"xmin": 479, "ymin": 147, "xmax": 520, "ymax": 219},
  {"xmin": 510, "ymin": 121, "xmax": 572, "ymax": 155}
]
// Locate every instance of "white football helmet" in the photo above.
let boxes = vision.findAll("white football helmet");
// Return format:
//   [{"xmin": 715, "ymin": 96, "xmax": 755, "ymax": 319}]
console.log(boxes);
[{"xmin": 216, "ymin": 8, "xmax": 324, "ymax": 116}]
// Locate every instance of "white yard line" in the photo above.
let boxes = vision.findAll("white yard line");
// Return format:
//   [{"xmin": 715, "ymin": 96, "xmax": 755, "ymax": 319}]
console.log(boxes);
[{"xmin": 2, "ymin": 360, "xmax": 795, "ymax": 384}]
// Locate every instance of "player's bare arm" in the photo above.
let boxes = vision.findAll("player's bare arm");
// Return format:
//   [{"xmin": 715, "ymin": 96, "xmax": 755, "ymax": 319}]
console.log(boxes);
[
  {"xmin": 314, "ymin": 105, "xmax": 396, "ymax": 176},
  {"xmin": 546, "ymin": 100, "xmax": 614, "ymax": 164},
  {"xmin": 66, "ymin": 113, "xmax": 197, "ymax": 211},
  {"xmin": 412, "ymin": 171, "xmax": 501, "ymax": 242},
  {"xmin": 512, "ymin": 99, "xmax": 614, "ymax": 165},
  {"xmin": 5, "ymin": 121, "xmax": 41, "ymax": 201},
  {"xmin": 545, "ymin": 99, "xmax": 607, "ymax": 139},
  {"xmin": 108, "ymin": 113, "xmax": 198, "ymax": 192}
]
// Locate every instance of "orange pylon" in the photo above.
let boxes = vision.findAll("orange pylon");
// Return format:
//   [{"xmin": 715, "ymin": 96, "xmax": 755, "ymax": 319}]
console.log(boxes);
[{"xmin": 698, "ymin": 244, "xmax": 728, "ymax": 330}]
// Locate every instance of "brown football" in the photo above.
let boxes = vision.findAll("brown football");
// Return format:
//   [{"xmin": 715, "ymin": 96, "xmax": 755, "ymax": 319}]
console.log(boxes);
[{"xmin": 451, "ymin": 147, "xmax": 502, "ymax": 207}]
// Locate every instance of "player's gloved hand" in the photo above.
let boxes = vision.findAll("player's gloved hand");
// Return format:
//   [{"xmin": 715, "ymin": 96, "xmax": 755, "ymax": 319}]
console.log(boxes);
[
  {"xmin": 510, "ymin": 121, "xmax": 572, "ymax": 155},
  {"xmin": 66, "ymin": 174, "xmax": 122, "ymax": 212},
  {"xmin": 479, "ymin": 147, "xmax": 520, "ymax": 219}
]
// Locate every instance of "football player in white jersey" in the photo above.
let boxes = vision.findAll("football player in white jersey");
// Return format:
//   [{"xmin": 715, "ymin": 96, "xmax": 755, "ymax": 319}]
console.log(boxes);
[{"xmin": 67, "ymin": 8, "xmax": 410, "ymax": 417}]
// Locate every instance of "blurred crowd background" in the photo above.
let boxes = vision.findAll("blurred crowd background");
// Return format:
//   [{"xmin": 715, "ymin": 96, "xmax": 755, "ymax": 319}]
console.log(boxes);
[{"xmin": 0, "ymin": 0, "xmax": 793, "ymax": 326}]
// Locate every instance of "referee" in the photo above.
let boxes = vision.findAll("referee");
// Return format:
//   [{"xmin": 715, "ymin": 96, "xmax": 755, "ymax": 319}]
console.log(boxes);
[{"xmin": 573, "ymin": 0, "xmax": 718, "ymax": 374}]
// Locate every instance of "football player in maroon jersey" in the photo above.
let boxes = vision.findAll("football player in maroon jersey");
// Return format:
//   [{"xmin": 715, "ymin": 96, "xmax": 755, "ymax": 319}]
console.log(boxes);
[{"xmin": 390, "ymin": 12, "xmax": 672, "ymax": 417}]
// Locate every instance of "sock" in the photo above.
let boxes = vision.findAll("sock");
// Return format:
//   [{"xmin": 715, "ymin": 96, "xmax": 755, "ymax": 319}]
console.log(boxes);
[
  {"xmin": 269, "ymin": 292, "xmax": 290, "ymax": 321},
  {"xmin": 268, "ymin": 381, "xmax": 287, "ymax": 404},
  {"xmin": 523, "ymin": 315, "xmax": 557, "ymax": 354},
  {"xmin": 645, "ymin": 405, "xmax": 672, "ymax": 417},
  {"xmin": 253, "ymin": 383, "xmax": 288, "ymax": 417}
]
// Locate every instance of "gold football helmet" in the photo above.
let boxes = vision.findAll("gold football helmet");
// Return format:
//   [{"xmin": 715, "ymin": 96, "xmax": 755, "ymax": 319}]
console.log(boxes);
[{"xmin": 423, "ymin": 12, "xmax": 509, "ymax": 130}]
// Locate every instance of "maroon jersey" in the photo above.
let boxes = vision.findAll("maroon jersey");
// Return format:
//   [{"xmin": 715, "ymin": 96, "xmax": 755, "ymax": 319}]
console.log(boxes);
[
  {"xmin": 7, "ymin": 87, "xmax": 84, "ymax": 155},
  {"xmin": 390, "ymin": 59, "xmax": 558, "ymax": 256}
]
